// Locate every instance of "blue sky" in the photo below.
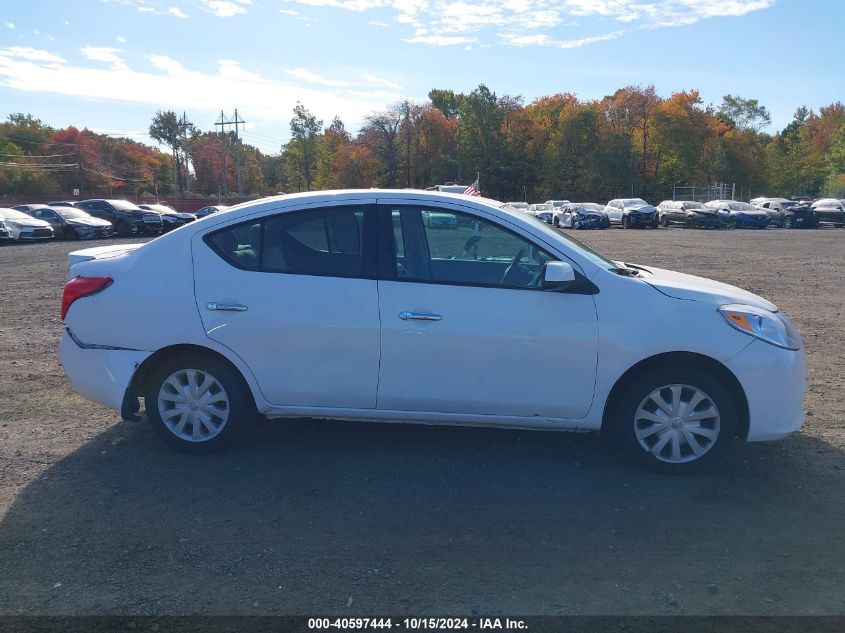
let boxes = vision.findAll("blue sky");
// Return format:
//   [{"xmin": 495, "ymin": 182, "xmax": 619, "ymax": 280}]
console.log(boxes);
[{"xmin": 0, "ymin": 0, "xmax": 843, "ymax": 153}]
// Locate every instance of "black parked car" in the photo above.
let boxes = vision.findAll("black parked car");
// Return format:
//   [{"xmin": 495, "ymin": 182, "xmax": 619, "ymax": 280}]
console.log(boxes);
[
  {"xmin": 195, "ymin": 205, "xmax": 230, "ymax": 218},
  {"xmin": 754, "ymin": 198, "xmax": 818, "ymax": 228},
  {"xmin": 657, "ymin": 200, "xmax": 729, "ymax": 228},
  {"xmin": 47, "ymin": 200, "xmax": 80, "ymax": 208},
  {"xmin": 139, "ymin": 204, "xmax": 197, "ymax": 232},
  {"xmin": 25, "ymin": 206, "xmax": 113, "ymax": 239},
  {"xmin": 809, "ymin": 198, "xmax": 845, "ymax": 226},
  {"xmin": 77, "ymin": 199, "xmax": 163, "ymax": 237}
]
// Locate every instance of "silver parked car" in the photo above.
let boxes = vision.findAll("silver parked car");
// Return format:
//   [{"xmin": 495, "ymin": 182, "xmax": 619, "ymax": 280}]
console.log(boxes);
[{"xmin": 554, "ymin": 203, "xmax": 610, "ymax": 229}]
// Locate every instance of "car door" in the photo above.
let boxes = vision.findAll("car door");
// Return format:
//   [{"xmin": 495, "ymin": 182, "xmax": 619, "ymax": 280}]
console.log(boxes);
[
  {"xmin": 192, "ymin": 202, "xmax": 381, "ymax": 409},
  {"xmin": 375, "ymin": 202, "xmax": 598, "ymax": 420},
  {"xmin": 33, "ymin": 209, "xmax": 61, "ymax": 231}
]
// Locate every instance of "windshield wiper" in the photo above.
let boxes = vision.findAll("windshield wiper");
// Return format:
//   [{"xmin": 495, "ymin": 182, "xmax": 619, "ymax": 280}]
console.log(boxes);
[{"xmin": 610, "ymin": 266, "xmax": 639, "ymax": 277}]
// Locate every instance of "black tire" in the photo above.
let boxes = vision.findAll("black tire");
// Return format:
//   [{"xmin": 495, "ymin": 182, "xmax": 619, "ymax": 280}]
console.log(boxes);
[
  {"xmin": 686, "ymin": 217, "xmax": 697, "ymax": 229},
  {"xmin": 622, "ymin": 215, "xmax": 630, "ymax": 229},
  {"xmin": 553, "ymin": 217, "xmax": 559, "ymax": 228},
  {"xmin": 116, "ymin": 221, "xmax": 132, "ymax": 237},
  {"xmin": 661, "ymin": 214, "xmax": 669, "ymax": 227},
  {"xmin": 602, "ymin": 217, "xmax": 610, "ymax": 229},
  {"xmin": 63, "ymin": 226, "xmax": 78, "ymax": 240},
  {"xmin": 782, "ymin": 216, "xmax": 794, "ymax": 229},
  {"xmin": 604, "ymin": 364, "xmax": 738, "ymax": 474},
  {"xmin": 570, "ymin": 216, "xmax": 576, "ymax": 229},
  {"xmin": 144, "ymin": 353, "xmax": 254, "ymax": 453},
  {"xmin": 728, "ymin": 217, "xmax": 738, "ymax": 229}
]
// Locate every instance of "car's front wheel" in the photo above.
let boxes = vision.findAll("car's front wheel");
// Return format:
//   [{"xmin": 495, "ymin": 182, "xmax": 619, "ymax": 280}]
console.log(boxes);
[
  {"xmin": 144, "ymin": 354, "xmax": 253, "ymax": 453},
  {"xmin": 606, "ymin": 365, "xmax": 737, "ymax": 474},
  {"xmin": 622, "ymin": 216, "xmax": 630, "ymax": 229},
  {"xmin": 782, "ymin": 216, "xmax": 794, "ymax": 229}
]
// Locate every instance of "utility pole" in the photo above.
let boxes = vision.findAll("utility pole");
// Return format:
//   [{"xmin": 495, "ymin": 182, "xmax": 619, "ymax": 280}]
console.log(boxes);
[
  {"xmin": 214, "ymin": 109, "xmax": 246, "ymax": 197},
  {"xmin": 178, "ymin": 111, "xmax": 192, "ymax": 195}
]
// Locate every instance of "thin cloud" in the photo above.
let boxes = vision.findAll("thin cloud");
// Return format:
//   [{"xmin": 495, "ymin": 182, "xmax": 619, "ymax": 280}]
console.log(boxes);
[
  {"xmin": 202, "ymin": 0, "xmax": 250, "ymax": 17},
  {"xmin": 0, "ymin": 47, "xmax": 66, "ymax": 64},
  {"xmin": 280, "ymin": 0, "xmax": 775, "ymax": 47},
  {"xmin": 80, "ymin": 45, "xmax": 128, "ymax": 71},
  {"xmin": 0, "ymin": 51, "xmax": 405, "ymax": 128},
  {"xmin": 168, "ymin": 7, "xmax": 188, "ymax": 18}
]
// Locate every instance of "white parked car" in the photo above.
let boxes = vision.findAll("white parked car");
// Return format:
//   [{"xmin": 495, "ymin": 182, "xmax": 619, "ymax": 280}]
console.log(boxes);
[
  {"xmin": 544, "ymin": 199, "xmax": 571, "ymax": 209},
  {"xmin": 528, "ymin": 203, "xmax": 556, "ymax": 223},
  {"xmin": 60, "ymin": 190, "xmax": 807, "ymax": 473},
  {"xmin": 0, "ymin": 208, "xmax": 54, "ymax": 241},
  {"xmin": 504, "ymin": 202, "xmax": 530, "ymax": 213}
]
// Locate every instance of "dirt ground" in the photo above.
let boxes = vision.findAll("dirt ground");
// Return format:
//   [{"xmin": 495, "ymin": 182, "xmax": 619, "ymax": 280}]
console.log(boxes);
[{"xmin": 0, "ymin": 226, "xmax": 843, "ymax": 616}]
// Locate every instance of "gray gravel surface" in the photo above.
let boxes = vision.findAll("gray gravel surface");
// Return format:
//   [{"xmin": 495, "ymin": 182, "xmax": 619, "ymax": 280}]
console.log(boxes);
[{"xmin": 0, "ymin": 227, "xmax": 843, "ymax": 615}]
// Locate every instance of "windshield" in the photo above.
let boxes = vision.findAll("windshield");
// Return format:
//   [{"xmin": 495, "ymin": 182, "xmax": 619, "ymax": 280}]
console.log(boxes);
[
  {"xmin": 533, "ymin": 204, "xmax": 554, "ymax": 211},
  {"xmin": 622, "ymin": 198, "xmax": 649, "ymax": 207},
  {"xmin": 685, "ymin": 202, "xmax": 704, "ymax": 209},
  {"xmin": 56, "ymin": 208, "xmax": 89, "ymax": 219},
  {"xmin": 729, "ymin": 202, "xmax": 756, "ymax": 211},
  {"xmin": 578, "ymin": 203, "xmax": 605, "ymax": 211},
  {"xmin": 145, "ymin": 204, "xmax": 177, "ymax": 214},
  {"xmin": 499, "ymin": 203, "xmax": 616, "ymax": 270},
  {"xmin": 0, "ymin": 209, "xmax": 31, "ymax": 220},
  {"xmin": 110, "ymin": 200, "xmax": 143, "ymax": 211}
]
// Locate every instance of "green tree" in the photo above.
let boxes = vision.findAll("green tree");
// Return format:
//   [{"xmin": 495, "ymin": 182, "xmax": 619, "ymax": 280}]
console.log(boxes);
[
  {"xmin": 283, "ymin": 103, "xmax": 322, "ymax": 191},
  {"xmin": 718, "ymin": 95, "xmax": 772, "ymax": 132},
  {"xmin": 149, "ymin": 110, "xmax": 187, "ymax": 194}
]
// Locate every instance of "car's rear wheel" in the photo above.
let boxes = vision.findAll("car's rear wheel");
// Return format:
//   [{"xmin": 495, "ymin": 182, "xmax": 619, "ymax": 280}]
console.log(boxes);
[
  {"xmin": 116, "ymin": 221, "xmax": 132, "ymax": 237},
  {"xmin": 729, "ymin": 217, "xmax": 738, "ymax": 229},
  {"xmin": 605, "ymin": 365, "xmax": 737, "ymax": 474},
  {"xmin": 552, "ymin": 217, "xmax": 559, "ymax": 227},
  {"xmin": 144, "ymin": 354, "xmax": 253, "ymax": 453},
  {"xmin": 661, "ymin": 215, "xmax": 669, "ymax": 227},
  {"xmin": 782, "ymin": 216, "xmax": 794, "ymax": 229},
  {"xmin": 570, "ymin": 216, "xmax": 577, "ymax": 229}
]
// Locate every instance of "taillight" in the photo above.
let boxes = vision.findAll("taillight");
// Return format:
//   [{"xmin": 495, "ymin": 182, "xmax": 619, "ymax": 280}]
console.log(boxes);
[{"xmin": 61, "ymin": 276, "xmax": 113, "ymax": 320}]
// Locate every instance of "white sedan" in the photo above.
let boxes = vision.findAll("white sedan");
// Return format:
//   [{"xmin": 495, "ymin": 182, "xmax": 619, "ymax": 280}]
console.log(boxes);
[
  {"xmin": 59, "ymin": 190, "xmax": 807, "ymax": 473},
  {"xmin": 0, "ymin": 208, "xmax": 54, "ymax": 241}
]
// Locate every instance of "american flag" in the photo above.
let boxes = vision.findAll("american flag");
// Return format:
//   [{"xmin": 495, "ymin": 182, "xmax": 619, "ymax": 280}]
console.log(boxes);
[{"xmin": 463, "ymin": 178, "xmax": 481, "ymax": 196}]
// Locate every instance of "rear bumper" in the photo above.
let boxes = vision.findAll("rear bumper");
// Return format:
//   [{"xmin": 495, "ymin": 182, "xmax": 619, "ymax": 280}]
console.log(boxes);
[
  {"xmin": 59, "ymin": 330, "xmax": 151, "ymax": 411},
  {"xmin": 725, "ymin": 339, "xmax": 807, "ymax": 441}
]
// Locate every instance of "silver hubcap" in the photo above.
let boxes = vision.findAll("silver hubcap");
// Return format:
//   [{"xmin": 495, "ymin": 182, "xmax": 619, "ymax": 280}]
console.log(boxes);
[
  {"xmin": 157, "ymin": 368, "xmax": 230, "ymax": 442},
  {"xmin": 634, "ymin": 384, "xmax": 721, "ymax": 464}
]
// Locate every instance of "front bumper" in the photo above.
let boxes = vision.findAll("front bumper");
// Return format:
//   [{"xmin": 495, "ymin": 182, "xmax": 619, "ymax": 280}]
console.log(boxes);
[
  {"xmin": 573, "ymin": 215, "xmax": 606, "ymax": 229},
  {"xmin": 60, "ymin": 330, "xmax": 151, "ymax": 411},
  {"xmin": 725, "ymin": 339, "xmax": 807, "ymax": 441},
  {"xmin": 627, "ymin": 213, "xmax": 656, "ymax": 226},
  {"xmin": 137, "ymin": 223, "xmax": 163, "ymax": 235},
  {"xmin": 692, "ymin": 214, "xmax": 727, "ymax": 228},
  {"xmin": 735, "ymin": 215, "xmax": 769, "ymax": 228},
  {"xmin": 18, "ymin": 228, "xmax": 54, "ymax": 240}
]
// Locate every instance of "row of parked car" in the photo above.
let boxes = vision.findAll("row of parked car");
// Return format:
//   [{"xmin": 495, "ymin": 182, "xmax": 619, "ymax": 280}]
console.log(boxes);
[
  {"xmin": 0, "ymin": 199, "xmax": 231, "ymax": 243},
  {"xmin": 506, "ymin": 197, "xmax": 845, "ymax": 230}
]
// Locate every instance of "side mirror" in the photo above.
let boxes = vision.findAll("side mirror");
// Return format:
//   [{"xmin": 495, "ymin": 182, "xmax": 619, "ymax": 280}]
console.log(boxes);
[{"xmin": 543, "ymin": 261, "xmax": 576, "ymax": 289}]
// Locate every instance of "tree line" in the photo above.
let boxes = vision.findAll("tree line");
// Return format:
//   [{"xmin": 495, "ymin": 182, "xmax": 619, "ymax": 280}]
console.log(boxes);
[{"xmin": 2, "ymin": 84, "xmax": 845, "ymax": 202}]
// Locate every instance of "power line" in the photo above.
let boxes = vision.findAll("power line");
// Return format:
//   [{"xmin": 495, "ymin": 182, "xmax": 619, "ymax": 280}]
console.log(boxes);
[{"xmin": 215, "ymin": 109, "xmax": 246, "ymax": 196}]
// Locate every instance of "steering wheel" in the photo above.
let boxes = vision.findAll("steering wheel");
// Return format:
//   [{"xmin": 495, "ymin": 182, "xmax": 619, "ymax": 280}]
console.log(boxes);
[{"xmin": 500, "ymin": 247, "xmax": 526, "ymax": 285}]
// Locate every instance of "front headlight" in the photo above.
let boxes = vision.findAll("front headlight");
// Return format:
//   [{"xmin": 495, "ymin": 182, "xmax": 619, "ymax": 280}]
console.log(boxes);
[{"xmin": 719, "ymin": 304, "xmax": 802, "ymax": 350}]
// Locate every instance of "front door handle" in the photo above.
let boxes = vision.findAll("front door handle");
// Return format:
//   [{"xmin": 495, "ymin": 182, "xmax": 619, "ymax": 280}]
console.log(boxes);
[
  {"xmin": 206, "ymin": 302, "xmax": 248, "ymax": 312},
  {"xmin": 399, "ymin": 311, "xmax": 442, "ymax": 321}
]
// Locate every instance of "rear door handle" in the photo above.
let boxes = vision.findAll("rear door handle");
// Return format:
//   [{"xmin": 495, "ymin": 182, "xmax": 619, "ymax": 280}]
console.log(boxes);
[
  {"xmin": 206, "ymin": 302, "xmax": 248, "ymax": 312},
  {"xmin": 399, "ymin": 311, "xmax": 442, "ymax": 321}
]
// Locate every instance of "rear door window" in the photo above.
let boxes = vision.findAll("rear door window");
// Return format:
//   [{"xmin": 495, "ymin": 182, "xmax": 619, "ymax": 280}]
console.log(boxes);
[{"xmin": 205, "ymin": 206, "xmax": 375, "ymax": 278}]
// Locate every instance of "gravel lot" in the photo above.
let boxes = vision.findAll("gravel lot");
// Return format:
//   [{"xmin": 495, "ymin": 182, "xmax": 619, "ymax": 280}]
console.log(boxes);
[{"xmin": 0, "ymin": 226, "xmax": 843, "ymax": 616}]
